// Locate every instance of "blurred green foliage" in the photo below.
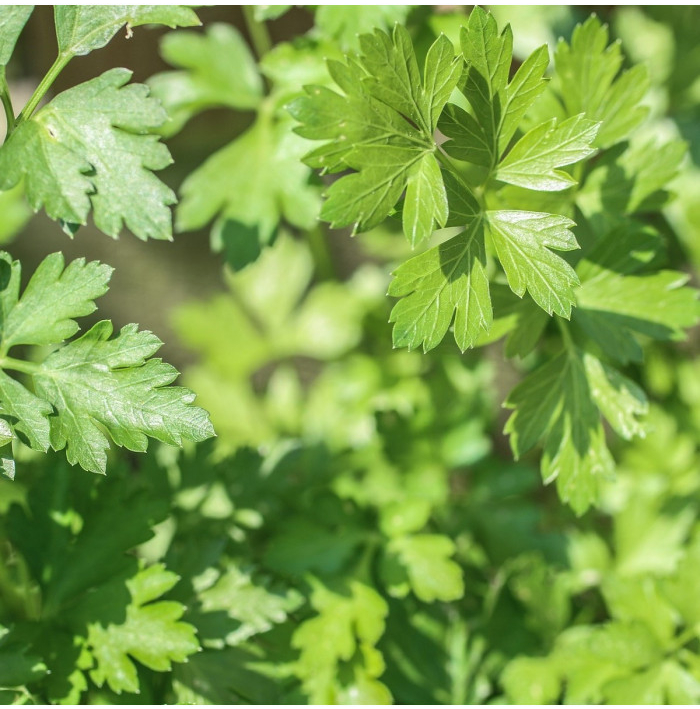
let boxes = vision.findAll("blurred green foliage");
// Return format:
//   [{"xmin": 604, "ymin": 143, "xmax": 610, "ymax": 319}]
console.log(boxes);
[{"xmin": 1, "ymin": 4, "xmax": 700, "ymax": 705}]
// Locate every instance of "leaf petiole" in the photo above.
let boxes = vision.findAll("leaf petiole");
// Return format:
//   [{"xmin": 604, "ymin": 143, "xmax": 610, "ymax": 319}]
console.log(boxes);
[
  {"xmin": 556, "ymin": 317, "xmax": 575, "ymax": 351},
  {"xmin": 17, "ymin": 52, "xmax": 72, "ymax": 123},
  {"xmin": 0, "ymin": 68, "xmax": 15, "ymax": 139},
  {"xmin": 0, "ymin": 355, "xmax": 39, "ymax": 375},
  {"xmin": 242, "ymin": 5, "xmax": 271, "ymax": 60}
]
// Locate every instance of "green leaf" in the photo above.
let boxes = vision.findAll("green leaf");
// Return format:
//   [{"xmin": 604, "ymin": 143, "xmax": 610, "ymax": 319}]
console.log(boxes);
[
  {"xmin": 496, "ymin": 115, "xmax": 599, "ymax": 191},
  {"xmin": 149, "ymin": 23, "xmax": 263, "ymax": 137},
  {"xmin": 554, "ymin": 15, "xmax": 649, "ymax": 148},
  {"xmin": 87, "ymin": 564, "xmax": 199, "ymax": 695},
  {"xmin": 0, "ymin": 370, "xmax": 51, "ymax": 452},
  {"xmin": 290, "ymin": 27, "xmax": 458, "ymax": 242},
  {"xmin": 34, "ymin": 320, "xmax": 214, "ymax": 474},
  {"xmin": 0, "ymin": 627, "xmax": 47, "ymax": 688},
  {"xmin": 423, "ymin": 33, "xmax": 464, "ymax": 131},
  {"xmin": 486, "ymin": 210, "xmax": 580, "ymax": 318},
  {"xmin": 0, "ymin": 68, "xmax": 175, "ymax": 240},
  {"xmin": 584, "ymin": 355, "xmax": 647, "ymax": 440},
  {"xmin": 402, "ymin": 153, "xmax": 448, "ymax": 247},
  {"xmin": 177, "ymin": 115, "xmax": 319, "ymax": 246},
  {"xmin": 54, "ymin": 5, "xmax": 199, "ymax": 57},
  {"xmin": 386, "ymin": 534, "xmax": 464, "ymax": 603},
  {"xmin": 578, "ymin": 138, "xmax": 687, "ymax": 218},
  {"xmin": 476, "ymin": 285, "xmax": 549, "ymax": 358},
  {"xmin": 505, "ymin": 349, "xmax": 619, "ymax": 514},
  {"xmin": 575, "ymin": 269, "xmax": 700, "ymax": 363},
  {"xmin": 0, "ymin": 6, "xmax": 33, "ymax": 66},
  {"xmin": 197, "ymin": 565, "xmax": 303, "ymax": 646},
  {"xmin": 314, "ymin": 5, "xmax": 410, "ymax": 51},
  {"xmin": 389, "ymin": 216, "xmax": 492, "ymax": 352},
  {"xmin": 0, "ymin": 251, "xmax": 214, "ymax": 473},
  {"xmin": 0, "ymin": 252, "xmax": 112, "ymax": 350},
  {"xmin": 254, "ymin": 5, "xmax": 290, "ymax": 22},
  {"xmin": 552, "ymin": 622, "xmax": 663, "ymax": 703},
  {"xmin": 292, "ymin": 579, "xmax": 391, "ymax": 704},
  {"xmin": 502, "ymin": 657, "xmax": 560, "ymax": 704},
  {"xmin": 441, "ymin": 9, "xmax": 548, "ymax": 169}
]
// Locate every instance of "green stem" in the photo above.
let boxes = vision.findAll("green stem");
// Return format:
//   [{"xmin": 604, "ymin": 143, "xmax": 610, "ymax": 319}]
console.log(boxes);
[
  {"xmin": 242, "ymin": 6, "xmax": 271, "ymax": 60},
  {"xmin": 17, "ymin": 52, "xmax": 71, "ymax": 123},
  {"xmin": 436, "ymin": 147, "xmax": 487, "ymax": 213},
  {"xmin": 305, "ymin": 225, "xmax": 335, "ymax": 281},
  {"xmin": 0, "ymin": 356, "xmax": 39, "ymax": 375},
  {"xmin": 0, "ymin": 68, "xmax": 15, "ymax": 139},
  {"xmin": 556, "ymin": 317, "xmax": 574, "ymax": 351}
]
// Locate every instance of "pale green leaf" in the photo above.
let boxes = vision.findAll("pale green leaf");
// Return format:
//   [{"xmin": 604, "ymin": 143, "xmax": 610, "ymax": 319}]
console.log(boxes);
[
  {"xmin": 0, "ymin": 69, "xmax": 175, "ymax": 240},
  {"xmin": 0, "ymin": 6, "xmax": 33, "ymax": 66},
  {"xmin": 584, "ymin": 353, "xmax": 647, "ymax": 440},
  {"xmin": 496, "ymin": 115, "xmax": 599, "ymax": 191},
  {"xmin": 54, "ymin": 5, "xmax": 199, "ymax": 57},
  {"xmin": 88, "ymin": 564, "xmax": 199, "ymax": 695},
  {"xmin": 253, "ymin": 5, "xmax": 290, "ymax": 21},
  {"xmin": 554, "ymin": 15, "xmax": 649, "ymax": 147},
  {"xmin": 499, "ymin": 44, "xmax": 550, "ymax": 151},
  {"xmin": 149, "ymin": 23, "xmax": 263, "ymax": 137},
  {"xmin": 502, "ymin": 657, "xmax": 560, "ymax": 704},
  {"xmin": 292, "ymin": 579, "xmax": 390, "ymax": 704},
  {"xmin": 387, "ymin": 534, "xmax": 464, "ymax": 603},
  {"xmin": 177, "ymin": 115, "xmax": 319, "ymax": 245},
  {"xmin": 198, "ymin": 566, "xmax": 303, "ymax": 646},
  {"xmin": 314, "ymin": 5, "xmax": 409, "ymax": 50},
  {"xmin": 486, "ymin": 210, "xmax": 579, "ymax": 317}
]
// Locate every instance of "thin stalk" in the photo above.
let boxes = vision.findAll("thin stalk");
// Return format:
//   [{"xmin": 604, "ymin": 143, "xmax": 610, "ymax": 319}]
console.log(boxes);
[
  {"xmin": 242, "ymin": 6, "xmax": 271, "ymax": 60},
  {"xmin": 17, "ymin": 52, "xmax": 71, "ymax": 123},
  {"xmin": 0, "ymin": 356, "xmax": 39, "ymax": 375},
  {"xmin": 0, "ymin": 68, "xmax": 15, "ymax": 139},
  {"xmin": 556, "ymin": 317, "xmax": 575, "ymax": 351},
  {"xmin": 305, "ymin": 225, "xmax": 335, "ymax": 281},
  {"xmin": 436, "ymin": 147, "xmax": 487, "ymax": 212}
]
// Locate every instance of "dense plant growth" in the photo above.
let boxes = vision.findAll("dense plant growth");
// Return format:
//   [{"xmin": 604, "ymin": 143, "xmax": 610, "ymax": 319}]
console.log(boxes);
[{"xmin": 0, "ymin": 4, "xmax": 699, "ymax": 705}]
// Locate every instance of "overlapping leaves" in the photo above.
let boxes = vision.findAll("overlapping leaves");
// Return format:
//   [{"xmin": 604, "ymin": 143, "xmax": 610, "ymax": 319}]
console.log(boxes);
[
  {"xmin": 289, "ymin": 25, "xmax": 460, "ymax": 245},
  {"xmin": 0, "ymin": 6, "xmax": 199, "ymax": 240},
  {"xmin": 0, "ymin": 251, "xmax": 214, "ymax": 477},
  {"xmin": 293, "ymin": 7, "xmax": 699, "ymax": 514},
  {"xmin": 294, "ymin": 9, "xmax": 598, "ymax": 356}
]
